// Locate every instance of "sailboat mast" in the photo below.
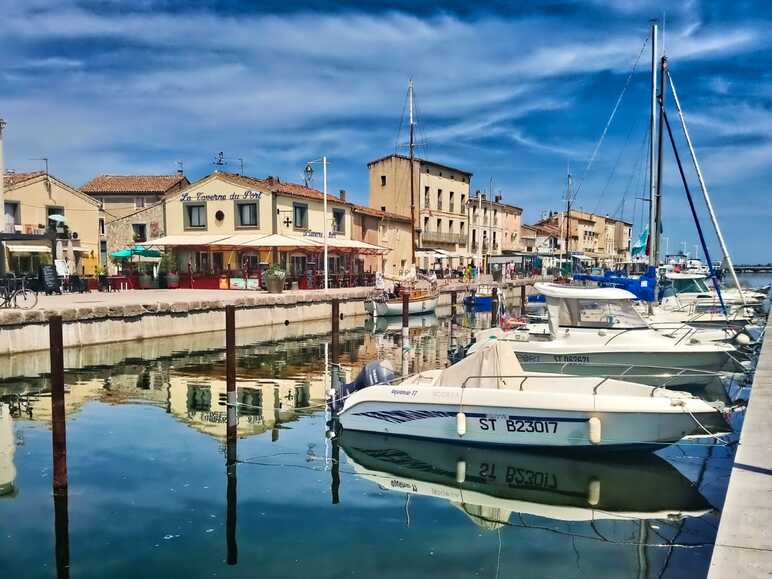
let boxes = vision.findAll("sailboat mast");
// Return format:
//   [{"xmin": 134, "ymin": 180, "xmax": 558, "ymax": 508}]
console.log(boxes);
[
  {"xmin": 408, "ymin": 80, "xmax": 417, "ymax": 266},
  {"xmin": 565, "ymin": 169, "xmax": 573, "ymax": 273},
  {"xmin": 654, "ymin": 55, "xmax": 667, "ymax": 265},
  {"xmin": 648, "ymin": 20, "xmax": 659, "ymax": 268}
]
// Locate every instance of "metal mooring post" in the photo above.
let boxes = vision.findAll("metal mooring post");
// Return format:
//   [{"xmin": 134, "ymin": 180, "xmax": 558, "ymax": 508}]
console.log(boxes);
[
  {"xmin": 402, "ymin": 293, "xmax": 410, "ymax": 376},
  {"xmin": 224, "ymin": 305, "xmax": 238, "ymax": 565},
  {"xmin": 49, "ymin": 315, "xmax": 70, "ymax": 579},
  {"xmin": 520, "ymin": 284, "xmax": 527, "ymax": 316}
]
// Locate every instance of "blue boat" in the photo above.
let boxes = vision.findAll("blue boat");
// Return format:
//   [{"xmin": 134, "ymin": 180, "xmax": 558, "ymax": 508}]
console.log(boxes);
[{"xmin": 463, "ymin": 285, "xmax": 495, "ymax": 309}]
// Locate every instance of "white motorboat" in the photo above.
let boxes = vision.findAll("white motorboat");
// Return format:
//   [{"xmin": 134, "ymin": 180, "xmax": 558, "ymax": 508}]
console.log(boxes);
[
  {"xmin": 336, "ymin": 341, "xmax": 728, "ymax": 450},
  {"xmin": 340, "ymin": 431, "xmax": 713, "ymax": 523},
  {"xmin": 660, "ymin": 272, "xmax": 764, "ymax": 311},
  {"xmin": 473, "ymin": 283, "xmax": 741, "ymax": 386}
]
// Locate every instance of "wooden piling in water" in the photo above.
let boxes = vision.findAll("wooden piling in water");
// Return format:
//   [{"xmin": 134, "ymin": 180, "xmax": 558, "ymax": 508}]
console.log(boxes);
[
  {"xmin": 331, "ymin": 299, "xmax": 340, "ymax": 363},
  {"xmin": 520, "ymin": 284, "xmax": 527, "ymax": 316},
  {"xmin": 491, "ymin": 287, "xmax": 499, "ymax": 328},
  {"xmin": 402, "ymin": 294, "xmax": 410, "ymax": 376},
  {"xmin": 49, "ymin": 315, "xmax": 70, "ymax": 579},
  {"xmin": 224, "ymin": 305, "xmax": 238, "ymax": 565}
]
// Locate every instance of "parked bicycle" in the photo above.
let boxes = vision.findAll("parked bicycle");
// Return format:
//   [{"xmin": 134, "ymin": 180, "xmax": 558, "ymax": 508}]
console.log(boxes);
[{"xmin": 0, "ymin": 273, "xmax": 38, "ymax": 309}]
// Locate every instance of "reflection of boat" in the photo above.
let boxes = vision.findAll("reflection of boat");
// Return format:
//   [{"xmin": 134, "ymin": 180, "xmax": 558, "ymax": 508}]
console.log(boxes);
[
  {"xmin": 463, "ymin": 285, "xmax": 494, "ymax": 310},
  {"xmin": 340, "ymin": 431, "xmax": 713, "ymax": 523},
  {"xmin": 369, "ymin": 313, "xmax": 439, "ymax": 334},
  {"xmin": 337, "ymin": 340, "xmax": 728, "ymax": 449},
  {"xmin": 0, "ymin": 403, "xmax": 17, "ymax": 497},
  {"xmin": 477, "ymin": 283, "xmax": 741, "ymax": 386}
]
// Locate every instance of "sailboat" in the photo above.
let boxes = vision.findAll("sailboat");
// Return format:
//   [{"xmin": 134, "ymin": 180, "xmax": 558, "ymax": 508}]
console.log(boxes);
[{"xmin": 368, "ymin": 80, "xmax": 439, "ymax": 317}]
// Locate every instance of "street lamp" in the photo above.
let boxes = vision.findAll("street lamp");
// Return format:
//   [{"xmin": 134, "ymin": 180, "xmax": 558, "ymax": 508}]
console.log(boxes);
[{"xmin": 304, "ymin": 156, "xmax": 329, "ymax": 290}]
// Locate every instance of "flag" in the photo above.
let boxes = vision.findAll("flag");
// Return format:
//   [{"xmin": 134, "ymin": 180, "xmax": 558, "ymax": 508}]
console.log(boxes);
[{"xmin": 631, "ymin": 226, "xmax": 649, "ymax": 256}]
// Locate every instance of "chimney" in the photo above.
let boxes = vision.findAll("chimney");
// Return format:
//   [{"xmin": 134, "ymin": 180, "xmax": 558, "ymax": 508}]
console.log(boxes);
[{"xmin": 338, "ymin": 189, "xmax": 346, "ymax": 202}]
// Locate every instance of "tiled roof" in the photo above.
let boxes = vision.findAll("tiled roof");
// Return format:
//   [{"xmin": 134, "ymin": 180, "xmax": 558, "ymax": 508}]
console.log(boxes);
[
  {"xmin": 81, "ymin": 174, "xmax": 189, "ymax": 194},
  {"xmin": 367, "ymin": 153, "xmax": 473, "ymax": 176},
  {"xmin": 3, "ymin": 171, "xmax": 45, "ymax": 188},
  {"xmin": 352, "ymin": 205, "xmax": 412, "ymax": 223},
  {"xmin": 213, "ymin": 172, "xmax": 346, "ymax": 204}
]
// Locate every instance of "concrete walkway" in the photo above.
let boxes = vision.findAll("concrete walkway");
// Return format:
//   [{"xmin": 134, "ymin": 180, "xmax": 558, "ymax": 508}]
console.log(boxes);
[{"xmin": 708, "ymin": 313, "xmax": 772, "ymax": 578}]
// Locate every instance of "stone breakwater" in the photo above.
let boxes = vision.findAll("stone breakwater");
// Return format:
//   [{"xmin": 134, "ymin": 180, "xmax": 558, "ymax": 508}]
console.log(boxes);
[{"xmin": 0, "ymin": 278, "xmax": 542, "ymax": 355}]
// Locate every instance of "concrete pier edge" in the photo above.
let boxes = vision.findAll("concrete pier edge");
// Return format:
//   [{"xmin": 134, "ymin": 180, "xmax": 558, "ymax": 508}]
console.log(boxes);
[{"xmin": 708, "ymin": 310, "xmax": 772, "ymax": 578}]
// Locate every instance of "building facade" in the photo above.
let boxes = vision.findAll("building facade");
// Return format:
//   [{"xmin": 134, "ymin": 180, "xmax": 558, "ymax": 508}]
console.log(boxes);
[
  {"xmin": 82, "ymin": 174, "xmax": 189, "ymax": 221},
  {"xmin": 351, "ymin": 206, "xmax": 412, "ymax": 276},
  {"xmin": 466, "ymin": 191, "xmax": 523, "ymax": 266},
  {"xmin": 367, "ymin": 154, "xmax": 471, "ymax": 269},
  {"xmin": 2, "ymin": 171, "xmax": 102, "ymax": 275}
]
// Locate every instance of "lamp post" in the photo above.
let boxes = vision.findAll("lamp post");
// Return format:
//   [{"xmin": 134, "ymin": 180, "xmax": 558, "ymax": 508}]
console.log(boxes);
[{"xmin": 305, "ymin": 156, "xmax": 329, "ymax": 290}]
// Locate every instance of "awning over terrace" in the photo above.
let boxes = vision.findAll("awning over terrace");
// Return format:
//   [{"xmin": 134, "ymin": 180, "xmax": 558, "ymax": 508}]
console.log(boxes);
[{"xmin": 137, "ymin": 233, "xmax": 388, "ymax": 254}]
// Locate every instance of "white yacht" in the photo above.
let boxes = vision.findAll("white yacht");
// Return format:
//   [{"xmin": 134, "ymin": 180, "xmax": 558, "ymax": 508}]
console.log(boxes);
[
  {"xmin": 472, "ymin": 283, "xmax": 741, "ymax": 386},
  {"xmin": 660, "ymin": 272, "xmax": 764, "ymax": 312},
  {"xmin": 336, "ymin": 341, "xmax": 728, "ymax": 449},
  {"xmin": 341, "ymin": 431, "xmax": 714, "ymax": 523}
]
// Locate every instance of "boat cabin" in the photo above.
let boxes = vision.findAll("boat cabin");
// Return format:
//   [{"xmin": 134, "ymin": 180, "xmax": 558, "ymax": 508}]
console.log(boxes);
[
  {"xmin": 534, "ymin": 283, "xmax": 648, "ymax": 337},
  {"xmin": 662, "ymin": 273, "xmax": 711, "ymax": 296}
]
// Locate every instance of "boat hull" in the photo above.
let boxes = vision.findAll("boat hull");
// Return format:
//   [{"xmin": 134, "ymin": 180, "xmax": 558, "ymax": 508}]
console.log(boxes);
[
  {"xmin": 339, "ymin": 395, "xmax": 722, "ymax": 450},
  {"xmin": 463, "ymin": 295, "xmax": 494, "ymax": 309},
  {"xmin": 372, "ymin": 295, "xmax": 438, "ymax": 317}
]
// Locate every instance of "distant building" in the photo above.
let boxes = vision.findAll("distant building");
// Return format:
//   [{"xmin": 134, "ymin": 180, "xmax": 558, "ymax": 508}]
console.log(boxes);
[
  {"xmin": 368, "ymin": 154, "xmax": 471, "ymax": 270},
  {"xmin": 82, "ymin": 173, "xmax": 189, "ymax": 221},
  {"xmin": 532, "ymin": 209, "xmax": 632, "ymax": 265},
  {"xmin": 466, "ymin": 190, "xmax": 522, "ymax": 267}
]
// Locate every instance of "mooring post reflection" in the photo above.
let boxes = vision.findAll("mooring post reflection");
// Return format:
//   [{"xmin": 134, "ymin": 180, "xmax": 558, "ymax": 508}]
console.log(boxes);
[
  {"xmin": 225, "ymin": 306, "xmax": 238, "ymax": 566},
  {"xmin": 50, "ymin": 316, "xmax": 70, "ymax": 579},
  {"xmin": 331, "ymin": 430, "xmax": 340, "ymax": 505},
  {"xmin": 401, "ymin": 293, "xmax": 410, "ymax": 376}
]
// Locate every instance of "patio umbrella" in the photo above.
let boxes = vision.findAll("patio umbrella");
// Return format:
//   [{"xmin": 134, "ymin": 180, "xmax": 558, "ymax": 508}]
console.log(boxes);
[
  {"xmin": 110, "ymin": 246, "xmax": 162, "ymax": 259},
  {"xmin": 48, "ymin": 214, "xmax": 67, "ymax": 223}
]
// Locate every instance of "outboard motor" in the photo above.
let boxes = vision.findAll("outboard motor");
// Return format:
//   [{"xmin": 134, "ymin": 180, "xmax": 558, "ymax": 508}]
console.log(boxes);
[{"xmin": 329, "ymin": 360, "xmax": 396, "ymax": 412}]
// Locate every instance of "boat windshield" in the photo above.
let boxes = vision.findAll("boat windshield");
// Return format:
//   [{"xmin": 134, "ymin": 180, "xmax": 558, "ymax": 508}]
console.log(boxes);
[
  {"xmin": 672, "ymin": 277, "xmax": 710, "ymax": 293},
  {"xmin": 556, "ymin": 298, "xmax": 647, "ymax": 329}
]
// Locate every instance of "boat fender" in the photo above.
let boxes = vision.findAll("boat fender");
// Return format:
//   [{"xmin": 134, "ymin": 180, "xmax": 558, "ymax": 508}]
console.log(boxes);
[
  {"xmin": 456, "ymin": 412, "xmax": 467, "ymax": 437},
  {"xmin": 456, "ymin": 460, "xmax": 467, "ymax": 484},
  {"xmin": 588, "ymin": 417, "xmax": 602, "ymax": 444},
  {"xmin": 587, "ymin": 477, "xmax": 600, "ymax": 506},
  {"xmin": 735, "ymin": 333, "xmax": 751, "ymax": 347}
]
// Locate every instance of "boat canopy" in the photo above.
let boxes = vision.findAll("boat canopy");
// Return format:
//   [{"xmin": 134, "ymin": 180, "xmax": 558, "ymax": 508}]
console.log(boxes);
[
  {"xmin": 665, "ymin": 272, "xmax": 707, "ymax": 280},
  {"xmin": 534, "ymin": 283, "xmax": 636, "ymax": 301},
  {"xmin": 435, "ymin": 341, "xmax": 524, "ymax": 389}
]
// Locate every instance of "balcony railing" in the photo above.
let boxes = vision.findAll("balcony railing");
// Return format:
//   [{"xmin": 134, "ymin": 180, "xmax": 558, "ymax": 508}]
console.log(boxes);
[
  {"xmin": 3, "ymin": 223, "xmax": 46, "ymax": 235},
  {"xmin": 422, "ymin": 231, "xmax": 466, "ymax": 244}
]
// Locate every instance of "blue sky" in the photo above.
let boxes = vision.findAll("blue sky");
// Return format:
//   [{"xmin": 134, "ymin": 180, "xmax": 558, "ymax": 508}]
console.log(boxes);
[{"xmin": 1, "ymin": 0, "xmax": 770, "ymax": 262}]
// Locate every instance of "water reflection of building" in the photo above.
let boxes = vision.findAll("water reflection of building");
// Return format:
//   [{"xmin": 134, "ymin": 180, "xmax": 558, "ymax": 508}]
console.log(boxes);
[{"xmin": 0, "ymin": 403, "xmax": 17, "ymax": 497}]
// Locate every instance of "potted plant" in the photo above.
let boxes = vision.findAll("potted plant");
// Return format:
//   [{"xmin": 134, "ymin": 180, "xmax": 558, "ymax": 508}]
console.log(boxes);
[{"xmin": 264, "ymin": 264, "xmax": 286, "ymax": 294}]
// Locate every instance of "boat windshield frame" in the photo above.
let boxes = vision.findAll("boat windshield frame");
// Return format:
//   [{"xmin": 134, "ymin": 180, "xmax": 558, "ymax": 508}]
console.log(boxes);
[
  {"xmin": 552, "ymin": 297, "xmax": 649, "ymax": 330},
  {"xmin": 671, "ymin": 277, "xmax": 710, "ymax": 294}
]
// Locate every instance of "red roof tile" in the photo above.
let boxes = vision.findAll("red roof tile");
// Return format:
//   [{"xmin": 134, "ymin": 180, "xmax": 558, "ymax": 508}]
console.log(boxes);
[
  {"xmin": 81, "ymin": 174, "xmax": 189, "ymax": 194},
  {"xmin": 3, "ymin": 171, "xmax": 45, "ymax": 188},
  {"xmin": 351, "ymin": 205, "xmax": 412, "ymax": 223}
]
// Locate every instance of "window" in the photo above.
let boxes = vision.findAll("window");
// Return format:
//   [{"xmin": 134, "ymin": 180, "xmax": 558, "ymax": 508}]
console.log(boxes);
[
  {"xmin": 99, "ymin": 218, "xmax": 105, "ymax": 235},
  {"xmin": 460, "ymin": 193, "xmax": 466, "ymax": 207},
  {"xmin": 449, "ymin": 192, "xmax": 455, "ymax": 213},
  {"xmin": 380, "ymin": 175, "xmax": 387, "ymax": 186},
  {"xmin": 212, "ymin": 252, "xmax": 224, "ymax": 272},
  {"xmin": 47, "ymin": 206, "xmax": 64, "ymax": 227},
  {"xmin": 135, "ymin": 197, "xmax": 146, "ymax": 209},
  {"xmin": 436, "ymin": 218, "xmax": 442, "ymax": 232},
  {"xmin": 424, "ymin": 186, "xmax": 430, "ymax": 208},
  {"xmin": 437, "ymin": 189, "xmax": 443, "ymax": 211},
  {"xmin": 4, "ymin": 202, "xmax": 20, "ymax": 230},
  {"xmin": 556, "ymin": 299, "xmax": 647, "ymax": 329},
  {"xmin": 291, "ymin": 255, "xmax": 307, "ymax": 275},
  {"xmin": 460, "ymin": 222, "xmax": 465, "ymax": 235},
  {"xmin": 423, "ymin": 216, "xmax": 429, "ymax": 231},
  {"xmin": 236, "ymin": 201, "xmax": 259, "ymax": 227},
  {"xmin": 132, "ymin": 223, "xmax": 147, "ymax": 242},
  {"xmin": 293, "ymin": 202, "xmax": 308, "ymax": 230},
  {"xmin": 332, "ymin": 208, "xmax": 345, "ymax": 234},
  {"xmin": 494, "ymin": 209, "xmax": 498, "ymax": 225},
  {"xmin": 184, "ymin": 204, "xmax": 206, "ymax": 229},
  {"xmin": 448, "ymin": 220, "xmax": 454, "ymax": 233},
  {"xmin": 100, "ymin": 240, "xmax": 108, "ymax": 266}
]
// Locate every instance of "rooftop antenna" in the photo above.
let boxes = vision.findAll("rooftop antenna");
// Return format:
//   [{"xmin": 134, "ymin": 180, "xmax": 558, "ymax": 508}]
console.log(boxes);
[
  {"xmin": 31, "ymin": 157, "xmax": 49, "ymax": 174},
  {"xmin": 214, "ymin": 152, "xmax": 225, "ymax": 168},
  {"xmin": 176, "ymin": 160, "xmax": 184, "ymax": 175},
  {"xmin": 212, "ymin": 152, "xmax": 244, "ymax": 175}
]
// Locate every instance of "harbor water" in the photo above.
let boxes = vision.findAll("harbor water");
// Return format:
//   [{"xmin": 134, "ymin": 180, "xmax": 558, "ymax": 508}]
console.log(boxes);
[{"xmin": 0, "ymin": 288, "xmax": 753, "ymax": 578}]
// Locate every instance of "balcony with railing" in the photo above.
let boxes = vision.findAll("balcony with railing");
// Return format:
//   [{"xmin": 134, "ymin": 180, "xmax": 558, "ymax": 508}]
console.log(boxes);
[{"xmin": 422, "ymin": 230, "xmax": 466, "ymax": 244}]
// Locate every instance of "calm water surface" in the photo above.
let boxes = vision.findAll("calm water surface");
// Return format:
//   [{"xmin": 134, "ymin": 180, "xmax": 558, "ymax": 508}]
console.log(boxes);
[{"xmin": 0, "ymin": 298, "xmax": 743, "ymax": 578}]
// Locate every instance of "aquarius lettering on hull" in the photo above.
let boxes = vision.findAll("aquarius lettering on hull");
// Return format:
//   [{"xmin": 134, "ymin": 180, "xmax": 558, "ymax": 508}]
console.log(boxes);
[{"xmin": 179, "ymin": 190, "xmax": 263, "ymax": 202}]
